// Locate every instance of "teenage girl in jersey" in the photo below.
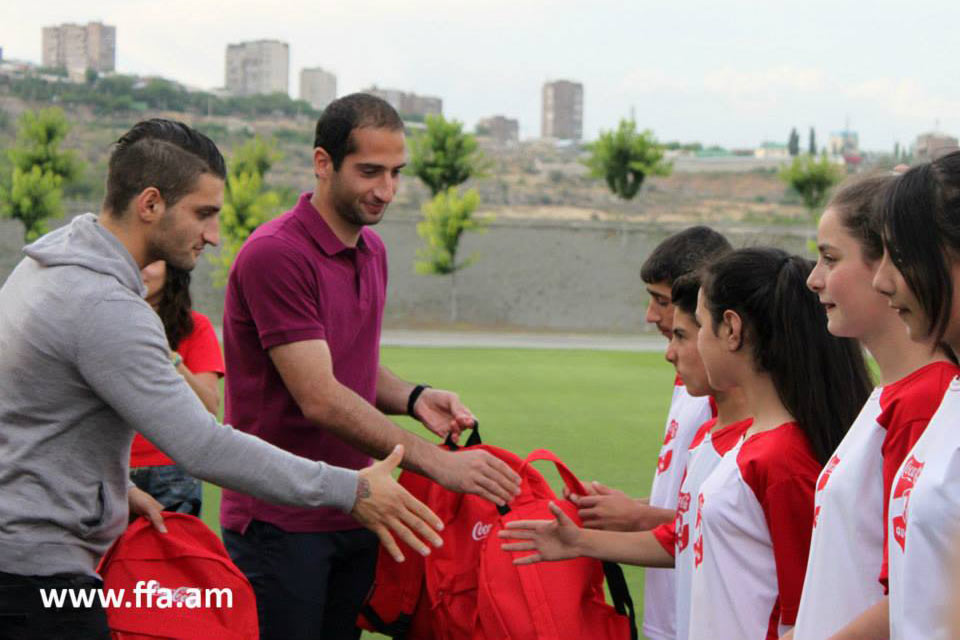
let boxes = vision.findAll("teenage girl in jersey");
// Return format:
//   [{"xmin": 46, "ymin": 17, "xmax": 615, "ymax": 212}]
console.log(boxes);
[
  {"xmin": 501, "ymin": 247, "xmax": 872, "ymax": 640},
  {"xmin": 872, "ymin": 150, "xmax": 960, "ymax": 639},
  {"xmin": 789, "ymin": 175, "xmax": 958, "ymax": 640}
]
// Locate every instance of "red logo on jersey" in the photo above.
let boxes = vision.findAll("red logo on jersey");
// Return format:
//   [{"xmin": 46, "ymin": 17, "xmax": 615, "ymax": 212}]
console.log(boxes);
[
  {"xmin": 892, "ymin": 455, "xmax": 925, "ymax": 551},
  {"xmin": 693, "ymin": 494, "xmax": 705, "ymax": 567},
  {"xmin": 662, "ymin": 419, "xmax": 679, "ymax": 446},
  {"xmin": 817, "ymin": 455, "xmax": 841, "ymax": 492},
  {"xmin": 676, "ymin": 517, "xmax": 689, "ymax": 552},
  {"xmin": 657, "ymin": 450, "xmax": 673, "ymax": 474},
  {"xmin": 676, "ymin": 470, "xmax": 691, "ymax": 552},
  {"xmin": 813, "ymin": 505, "xmax": 821, "ymax": 528}
]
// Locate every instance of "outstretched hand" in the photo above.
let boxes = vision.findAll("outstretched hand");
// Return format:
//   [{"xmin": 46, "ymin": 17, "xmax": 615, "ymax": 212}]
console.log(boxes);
[
  {"xmin": 499, "ymin": 501, "xmax": 583, "ymax": 565},
  {"xmin": 353, "ymin": 444, "xmax": 445, "ymax": 563}
]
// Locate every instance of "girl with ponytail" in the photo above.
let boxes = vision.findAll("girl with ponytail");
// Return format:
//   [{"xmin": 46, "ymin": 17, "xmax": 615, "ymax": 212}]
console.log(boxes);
[{"xmin": 683, "ymin": 247, "xmax": 871, "ymax": 640}]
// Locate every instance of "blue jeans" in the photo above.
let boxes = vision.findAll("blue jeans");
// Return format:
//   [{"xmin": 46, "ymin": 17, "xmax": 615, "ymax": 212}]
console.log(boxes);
[
  {"xmin": 223, "ymin": 521, "xmax": 378, "ymax": 640},
  {"xmin": 129, "ymin": 464, "xmax": 202, "ymax": 517}
]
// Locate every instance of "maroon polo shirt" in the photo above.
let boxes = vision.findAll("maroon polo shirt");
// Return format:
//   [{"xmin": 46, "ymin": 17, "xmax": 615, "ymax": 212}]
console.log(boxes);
[{"xmin": 220, "ymin": 192, "xmax": 387, "ymax": 533}]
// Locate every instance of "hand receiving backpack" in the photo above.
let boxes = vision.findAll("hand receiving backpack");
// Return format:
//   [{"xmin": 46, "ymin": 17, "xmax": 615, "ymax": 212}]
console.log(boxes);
[{"xmin": 358, "ymin": 429, "xmax": 637, "ymax": 640}]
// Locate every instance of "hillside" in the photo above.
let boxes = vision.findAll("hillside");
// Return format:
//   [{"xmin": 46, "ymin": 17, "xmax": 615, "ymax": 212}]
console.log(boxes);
[{"xmin": 0, "ymin": 95, "xmax": 810, "ymax": 226}]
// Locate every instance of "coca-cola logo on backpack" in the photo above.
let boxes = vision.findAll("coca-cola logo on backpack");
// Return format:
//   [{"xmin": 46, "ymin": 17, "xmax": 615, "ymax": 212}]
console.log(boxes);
[{"xmin": 472, "ymin": 521, "xmax": 493, "ymax": 541}]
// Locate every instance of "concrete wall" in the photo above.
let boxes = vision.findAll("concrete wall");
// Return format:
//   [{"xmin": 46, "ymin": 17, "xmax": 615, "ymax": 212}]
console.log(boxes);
[{"xmin": 0, "ymin": 212, "xmax": 810, "ymax": 334}]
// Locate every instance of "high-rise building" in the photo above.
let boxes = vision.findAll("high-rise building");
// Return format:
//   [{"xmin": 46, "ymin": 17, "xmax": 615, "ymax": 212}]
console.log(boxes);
[
  {"xmin": 914, "ymin": 131, "xmax": 959, "ymax": 162},
  {"xmin": 41, "ymin": 22, "xmax": 115, "ymax": 80},
  {"xmin": 541, "ymin": 80, "xmax": 583, "ymax": 141},
  {"xmin": 225, "ymin": 40, "xmax": 289, "ymax": 96},
  {"xmin": 364, "ymin": 86, "xmax": 442, "ymax": 119},
  {"xmin": 299, "ymin": 67, "xmax": 337, "ymax": 111},
  {"xmin": 477, "ymin": 115, "xmax": 520, "ymax": 145}
]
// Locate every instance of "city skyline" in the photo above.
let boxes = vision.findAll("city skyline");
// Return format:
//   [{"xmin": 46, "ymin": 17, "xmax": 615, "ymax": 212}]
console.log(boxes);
[{"xmin": 2, "ymin": 0, "xmax": 958, "ymax": 151}]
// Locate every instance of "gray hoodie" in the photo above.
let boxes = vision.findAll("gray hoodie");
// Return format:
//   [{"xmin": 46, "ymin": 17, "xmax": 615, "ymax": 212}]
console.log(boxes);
[{"xmin": 0, "ymin": 213, "xmax": 358, "ymax": 577}]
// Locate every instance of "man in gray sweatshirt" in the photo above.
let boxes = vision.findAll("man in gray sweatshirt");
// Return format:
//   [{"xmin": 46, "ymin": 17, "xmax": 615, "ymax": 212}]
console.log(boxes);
[{"xmin": 0, "ymin": 119, "xmax": 446, "ymax": 639}]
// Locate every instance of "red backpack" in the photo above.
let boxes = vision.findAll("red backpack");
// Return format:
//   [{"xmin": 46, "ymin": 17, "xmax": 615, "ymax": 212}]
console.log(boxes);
[
  {"xmin": 358, "ymin": 431, "xmax": 637, "ymax": 640},
  {"xmin": 96, "ymin": 513, "xmax": 259, "ymax": 640}
]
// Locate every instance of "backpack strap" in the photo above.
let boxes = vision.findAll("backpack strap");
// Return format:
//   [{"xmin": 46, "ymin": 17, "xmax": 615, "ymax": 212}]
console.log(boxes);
[
  {"xmin": 358, "ymin": 605, "xmax": 413, "ymax": 640},
  {"xmin": 522, "ymin": 448, "xmax": 588, "ymax": 497},
  {"xmin": 513, "ymin": 565, "xmax": 562, "ymax": 639},
  {"xmin": 602, "ymin": 561, "xmax": 639, "ymax": 640},
  {"xmin": 522, "ymin": 449, "xmax": 639, "ymax": 640},
  {"xmin": 443, "ymin": 421, "xmax": 482, "ymax": 450}
]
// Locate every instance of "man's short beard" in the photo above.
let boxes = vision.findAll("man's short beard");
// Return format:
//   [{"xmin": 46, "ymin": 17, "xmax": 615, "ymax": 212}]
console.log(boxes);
[
  {"xmin": 329, "ymin": 174, "xmax": 382, "ymax": 227},
  {"xmin": 333, "ymin": 198, "xmax": 368, "ymax": 227},
  {"xmin": 147, "ymin": 210, "xmax": 196, "ymax": 271}
]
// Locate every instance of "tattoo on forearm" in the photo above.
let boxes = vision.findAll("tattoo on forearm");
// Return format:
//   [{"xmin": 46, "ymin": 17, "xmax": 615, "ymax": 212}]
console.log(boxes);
[{"xmin": 356, "ymin": 477, "xmax": 371, "ymax": 501}]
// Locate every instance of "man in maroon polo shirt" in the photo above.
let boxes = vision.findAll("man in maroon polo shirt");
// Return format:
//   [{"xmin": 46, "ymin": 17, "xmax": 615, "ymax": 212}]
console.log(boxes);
[{"xmin": 221, "ymin": 93, "xmax": 521, "ymax": 640}]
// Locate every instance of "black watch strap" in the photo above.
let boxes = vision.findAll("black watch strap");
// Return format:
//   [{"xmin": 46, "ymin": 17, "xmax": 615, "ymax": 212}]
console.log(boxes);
[{"xmin": 407, "ymin": 384, "xmax": 431, "ymax": 418}]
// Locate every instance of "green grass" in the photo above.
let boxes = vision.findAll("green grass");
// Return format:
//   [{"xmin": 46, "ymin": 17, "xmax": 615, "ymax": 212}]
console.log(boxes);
[{"xmin": 202, "ymin": 346, "xmax": 674, "ymax": 637}]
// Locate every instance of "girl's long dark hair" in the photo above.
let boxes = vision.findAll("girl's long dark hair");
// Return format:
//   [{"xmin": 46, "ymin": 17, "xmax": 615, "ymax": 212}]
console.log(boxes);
[
  {"xmin": 880, "ymin": 151, "xmax": 960, "ymax": 344},
  {"xmin": 156, "ymin": 264, "xmax": 194, "ymax": 351},
  {"xmin": 702, "ymin": 247, "xmax": 873, "ymax": 464}
]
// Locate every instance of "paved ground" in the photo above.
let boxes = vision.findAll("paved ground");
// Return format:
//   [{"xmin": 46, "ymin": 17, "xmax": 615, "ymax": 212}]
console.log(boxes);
[
  {"xmin": 212, "ymin": 327, "xmax": 666, "ymax": 352},
  {"xmin": 380, "ymin": 329, "xmax": 666, "ymax": 352}
]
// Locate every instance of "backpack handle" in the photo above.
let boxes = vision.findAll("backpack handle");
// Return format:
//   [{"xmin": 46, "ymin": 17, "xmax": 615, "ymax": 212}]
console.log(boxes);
[
  {"xmin": 521, "ymin": 448, "xmax": 588, "ymax": 497},
  {"xmin": 443, "ymin": 421, "xmax": 482, "ymax": 450}
]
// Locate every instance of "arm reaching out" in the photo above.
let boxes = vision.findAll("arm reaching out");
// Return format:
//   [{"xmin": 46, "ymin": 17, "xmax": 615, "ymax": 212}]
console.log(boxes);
[
  {"xmin": 568, "ymin": 481, "xmax": 674, "ymax": 531},
  {"xmin": 271, "ymin": 340, "xmax": 520, "ymax": 506},
  {"xmin": 375, "ymin": 365, "xmax": 476, "ymax": 442},
  {"xmin": 351, "ymin": 444, "xmax": 445, "ymax": 563},
  {"xmin": 499, "ymin": 501, "xmax": 675, "ymax": 567}
]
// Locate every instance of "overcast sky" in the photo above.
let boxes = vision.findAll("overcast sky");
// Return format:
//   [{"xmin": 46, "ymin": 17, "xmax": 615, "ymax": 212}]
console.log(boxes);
[{"xmin": 2, "ymin": 0, "xmax": 956, "ymax": 151}]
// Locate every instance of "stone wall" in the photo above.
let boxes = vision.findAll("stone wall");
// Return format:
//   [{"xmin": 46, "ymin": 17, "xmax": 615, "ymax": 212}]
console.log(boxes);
[{"xmin": 0, "ymin": 212, "xmax": 809, "ymax": 333}]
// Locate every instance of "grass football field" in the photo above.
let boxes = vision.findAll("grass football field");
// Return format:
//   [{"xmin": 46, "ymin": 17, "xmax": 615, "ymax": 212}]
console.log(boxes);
[{"xmin": 202, "ymin": 346, "xmax": 674, "ymax": 637}]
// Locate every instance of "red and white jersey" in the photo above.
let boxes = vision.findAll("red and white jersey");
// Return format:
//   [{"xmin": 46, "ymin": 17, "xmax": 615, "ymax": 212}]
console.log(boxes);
[
  {"xmin": 653, "ymin": 416, "xmax": 752, "ymax": 640},
  {"xmin": 689, "ymin": 422, "xmax": 819, "ymax": 640},
  {"xmin": 888, "ymin": 375, "xmax": 960, "ymax": 640},
  {"xmin": 644, "ymin": 378, "xmax": 715, "ymax": 640},
  {"xmin": 795, "ymin": 362, "xmax": 957, "ymax": 640}
]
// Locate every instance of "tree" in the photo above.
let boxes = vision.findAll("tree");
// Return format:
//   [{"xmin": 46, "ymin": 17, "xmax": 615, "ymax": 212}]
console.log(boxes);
[
  {"xmin": 209, "ymin": 137, "xmax": 282, "ymax": 286},
  {"xmin": 788, "ymin": 128, "xmax": 800, "ymax": 156},
  {"xmin": 231, "ymin": 136, "xmax": 282, "ymax": 179},
  {"xmin": 408, "ymin": 114, "xmax": 484, "ymax": 196},
  {"xmin": 584, "ymin": 118, "xmax": 672, "ymax": 201},
  {"xmin": 0, "ymin": 108, "xmax": 83, "ymax": 242},
  {"xmin": 415, "ymin": 187, "xmax": 490, "ymax": 322},
  {"xmin": 808, "ymin": 127, "xmax": 817, "ymax": 156},
  {"xmin": 780, "ymin": 153, "xmax": 844, "ymax": 250},
  {"xmin": 6, "ymin": 108, "xmax": 82, "ymax": 183},
  {"xmin": 1, "ymin": 166, "xmax": 63, "ymax": 242}
]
